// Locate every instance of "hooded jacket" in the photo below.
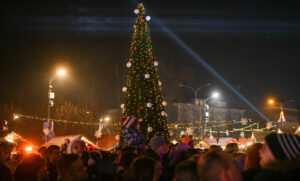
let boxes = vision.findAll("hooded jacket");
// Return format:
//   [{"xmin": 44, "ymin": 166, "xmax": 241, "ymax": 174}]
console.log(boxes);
[{"xmin": 253, "ymin": 158, "xmax": 300, "ymax": 181}]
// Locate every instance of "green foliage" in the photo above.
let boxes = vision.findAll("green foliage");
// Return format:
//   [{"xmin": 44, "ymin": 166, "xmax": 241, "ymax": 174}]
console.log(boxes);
[{"xmin": 122, "ymin": 3, "xmax": 170, "ymax": 143}]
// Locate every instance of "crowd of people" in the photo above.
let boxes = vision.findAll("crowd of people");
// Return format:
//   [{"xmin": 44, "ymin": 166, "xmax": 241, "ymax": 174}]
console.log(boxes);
[{"xmin": 0, "ymin": 132, "xmax": 300, "ymax": 181}]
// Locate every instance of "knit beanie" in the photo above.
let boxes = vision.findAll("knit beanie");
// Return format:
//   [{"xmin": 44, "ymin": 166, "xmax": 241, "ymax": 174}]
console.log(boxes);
[
  {"xmin": 265, "ymin": 133, "xmax": 300, "ymax": 160},
  {"xmin": 150, "ymin": 136, "xmax": 165, "ymax": 151}
]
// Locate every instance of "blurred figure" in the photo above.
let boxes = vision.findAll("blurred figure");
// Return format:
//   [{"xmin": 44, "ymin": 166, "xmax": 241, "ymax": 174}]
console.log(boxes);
[
  {"xmin": 38, "ymin": 146, "xmax": 48, "ymax": 161},
  {"xmin": 57, "ymin": 154, "xmax": 88, "ymax": 181},
  {"xmin": 254, "ymin": 133, "xmax": 300, "ymax": 181},
  {"xmin": 61, "ymin": 138, "xmax": 70, "ymax": 154},
  {"xmin": 114, "ymin": 151, "xmax": 138, "ymax": 181},
  {"xmin": 150, "ymin": 136, "xmax": 167, "ymax": 160},
  {"xmin": 0, "ymin": 140, "xmax": 14, "ymax": 181},
  {"xmin": 15, "ymin": 153, "xmax": 48, "ymax": 181},
  {"xmin": 209, "ymin": 145, "xmax": 222, "ymax": 152},
  {"xmin": 181, "ymin": 136, "xmax": 194, "ymax": 148},
  {"xmin": 242, "ymin": 143, "xmax": 262, "ymax": 181},
  {"xmin": 47, "ymin": 145, "xmax": 61, "ymax": 181},
  {"xmin": 225, "ymin": 143, "xmax": 238, "ymax": 154},
  {"xmin": 67, "ymin": 139, "xmax": 119, "ymax": 180},
  {"xmin": 174, "ymin": 160, "xmax": 199, "ymax": 181},
  {"xmin": 124, "ymin": 156, "xmax": 162, "ymax": 181},
  {"xmin": 198, "ymin": 150, "xmax": 242, "ymax": 181},
  {"xmin": 232, "ymin": 152, "xmax": 247, "ymax": 171}
]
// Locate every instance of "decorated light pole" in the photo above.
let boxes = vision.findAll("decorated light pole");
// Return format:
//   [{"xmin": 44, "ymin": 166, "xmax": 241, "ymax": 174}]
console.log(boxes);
[{"xmin": 44, "ymin": 69, "xmax": 66, "ymax": 142}]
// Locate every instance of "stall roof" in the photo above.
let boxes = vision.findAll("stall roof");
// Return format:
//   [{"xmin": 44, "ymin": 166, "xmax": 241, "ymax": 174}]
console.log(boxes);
[{"xmin": 42, "ymin": 134, "xmax": 98, "ymax": 149}]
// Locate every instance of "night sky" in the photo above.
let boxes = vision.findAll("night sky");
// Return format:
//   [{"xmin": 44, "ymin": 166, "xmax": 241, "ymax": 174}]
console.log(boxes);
[{"xmin": 1, "ymin": 0, "xmax": 300, "ymax": 117}]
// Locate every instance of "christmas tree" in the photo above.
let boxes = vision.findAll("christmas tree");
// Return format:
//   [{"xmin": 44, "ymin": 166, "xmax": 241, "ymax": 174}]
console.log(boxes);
[{"xmin": 121, "ymin": 3, "xmax": 170, "ymax": 144}]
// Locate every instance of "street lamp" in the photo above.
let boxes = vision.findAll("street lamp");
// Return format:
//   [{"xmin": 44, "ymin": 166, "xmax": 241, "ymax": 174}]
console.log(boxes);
[
  {"xmin": 46, "ymin": 68, "xmax": 67, "ymax": 141},
  {"xmin": 179, "ymin": 83, "xmax": 211, "ymax": 104},
  {"xmin": 204, "ymin": 91, "xmax": 221, "ymax": 137}
]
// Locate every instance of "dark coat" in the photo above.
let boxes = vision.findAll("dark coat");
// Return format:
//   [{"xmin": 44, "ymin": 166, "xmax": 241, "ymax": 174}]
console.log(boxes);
[
  {"xmin": 81, "ymin": 151, "xmax": 118, "ymax": 181},
  {"xmin": 253, "ymin": 158, "xmax": 300, "ymax": 181}
]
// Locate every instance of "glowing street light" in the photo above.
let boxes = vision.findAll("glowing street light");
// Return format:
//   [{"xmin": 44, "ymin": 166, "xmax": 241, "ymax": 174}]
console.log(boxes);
[
  {"xmin": 211, "ymin": 92, "xmax": 220, "ymax": 99},
  {"xmin": 104, "ymin": 117, "xmax": 110, "ymax": 122},
  {"xmin": 45, "ymin": 68, "xmax": 68, "ymax": 142},
  {"xmin": 57, "ymin": 69, "xmax": 67, "ymax": 76}
]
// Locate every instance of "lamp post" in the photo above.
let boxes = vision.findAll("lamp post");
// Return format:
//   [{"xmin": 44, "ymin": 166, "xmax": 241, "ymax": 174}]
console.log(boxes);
[
  {"xmin": 179, "ymin": 83, "xmax": 211, "ymax": 104},
  {"xmin": 45, "ymin": 69, "xmax": 66, "ymax": 142},
  {"xmin": 203, "ymin": 91, "xmax": 220, "ymax": 137},
  {"xmin": 179, "ymin": 83, "xmax": 211, "ymax": 138}
]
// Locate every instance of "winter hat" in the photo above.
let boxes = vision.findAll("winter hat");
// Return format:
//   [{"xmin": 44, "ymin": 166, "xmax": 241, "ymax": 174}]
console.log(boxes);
[
  {"xmin": 150, "ymin": 136, "xmax": 165, "ymax": 151},
  {"xmin": 67, "ymin": 138, "xmax": 85, "ymax": 154},
  {"xmin": 265, "ymin": 133, "xmax": 300, "ymax": 160},
  {"xmin": 120, "ymin": 116, "xmax": 138, "ymax": 129},
  {"xmin": 182, "ymin": 136, "xmax": 193, "ymax": 144}
]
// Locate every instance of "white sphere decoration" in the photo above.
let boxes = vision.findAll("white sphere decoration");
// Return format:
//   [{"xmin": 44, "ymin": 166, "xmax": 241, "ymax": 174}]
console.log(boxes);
[
  {"xmin": 161, "ymin": 111, "xmax": 167, "ymax": 116},
  {"xmin": 126, "ymin": 62, "xmax": 131, "ymax": 68},
  {"xmin": 120, "ymin": 104, "xmax": 125, "ymax": 109},
  {"xmin": 145, "ymin": 74, "xmax": 150, "ymax": 79},
  {"xmin": 240, "ymin": 131, "xmax": 245, "ymax": 138},
  {"xmin": 158, "ymin": 81, "xmax": 162, "ymax": 86},
  {"xmin": 147, "ymin": 102, "xmax": 152, "ymax": 107},
  {"xmin": 147, "ymin": 127, "xmax": 153, "ymax": 132},
  {"xmin": 162, "ymin": 101, "xmax": 167, "ymax": 106},
  {"xmin": 134, "ymin": 9, "xmax": 139, "ymax": 14},
  {"xmin": 146, "ymin": 16, "xmax": 151, "ymax": 21},
  {"xmin": 154, "ymin": 61, "xmax": 158, "ymax": 66},
  {"xmin": 122, "ymin": 87, "xmax": 127, "ymax": 92}
]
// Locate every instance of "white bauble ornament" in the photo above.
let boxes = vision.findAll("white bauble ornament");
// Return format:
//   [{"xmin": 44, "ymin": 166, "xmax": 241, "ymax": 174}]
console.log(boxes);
[
  {"xmin": 126, "ymin": 62, "xmax": 131, "ymax": 68},
  {"xmin": 147, "ymin": 102, "xmax": 152, "ymax": 107},
  {"xmin": 120, "ymin": 104, "xmax": 125, "ymax": 109},
  {"xmin": 147, "ymin": 127, "xmax": 153, "ymax": 132},
  {"xmin": 162, "ymin": 101, "xmax": 167, "ymax": 106},
  {"xmin": 146, "ymin": 16, "xmax": 151, "ymax": 21},
  {"xmin": 161, "ymin": 111, "xmax": 166, "ymax": 116},
  {"xmin": 145, "ymin": 74, "xmax": 150, "ymax": 79},
  {"xmin": 122, "ymin": 87, "xmax": 127, "ymax": 92},
  {"xmin": 240, "ymin": 131, "xmax": 245, "ymax": 138},
  {"xmin": 134, "ymin": 9, "xmax": 139, "ymax": 14},
  {"xmin": 158, "ymin": 81, "xmax": 162, "ymax": 86},
  {"xmin": 154, "ymin": 61, "xmax": 158, "ymax": 66}
]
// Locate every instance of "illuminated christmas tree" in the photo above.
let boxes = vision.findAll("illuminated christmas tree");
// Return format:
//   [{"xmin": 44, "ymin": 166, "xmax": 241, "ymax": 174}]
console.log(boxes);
[{"xmin": 121, "ymin": 3, "xmax": 169, "ymax": 144}]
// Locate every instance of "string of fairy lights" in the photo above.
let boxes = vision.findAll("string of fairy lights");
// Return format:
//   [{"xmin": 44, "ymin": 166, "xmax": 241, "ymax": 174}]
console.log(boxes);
[
  {"xmin": 13, "ymin": 113, "xmax": 99, "ymax": 125},
  {"xmin": 14, "ymin": 113, "xmax": 277, "ymax": 134}
]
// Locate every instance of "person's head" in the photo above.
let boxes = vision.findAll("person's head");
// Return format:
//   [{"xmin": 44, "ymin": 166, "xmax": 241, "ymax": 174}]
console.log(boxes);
[
  {"xmin": 225, "ymin": 143, "xmax": 238, "ymax": 153},
  {"xmin": 209, "ymin": 145, "xmax": 223, "ymax": 152},
  {"xmin": 119, "ymin": 151, "xmax": 138, "ymax": 170},
  {"xmin": 174, "ymin": 160, "xmax": 199, "ymax": 181},
  {"xmin": 198, "ymin": 150, "xmax": 242, "ymax": 181},
  {"xmin": 65, "ymin": 138, "xmax": 70, "ymax": 145},
  {"xmin": 47, "ymin": 145, "xmax": 60, "ymax": 164},
  {"xmin": 244, "ymin": 143, "xmax": 262, "ymax": 170},
  {"xmin": 57, "ymin": 154, "xmax": 88, "ymax": 181},
  {"xmin": 181, "ymin": 136, "xmax": 194, "ymax": 147},
  {"xmin": 124, "ymin": 156, "xmax": 162, "ymax": 181},
  {"xmin": 38, "ymin": 146, "xmax": 48, "ymax": 160},
  {"xmin": 15, "ymin": 153, "xmax": 47, "ymax": 181},
  {"xmin": 150, "ymin": 136, "xmax": 167, "ymax": 156},
  {"xmin": 259, "ymin": 133, "xmax": 300, "ymax": 166},
  {"xmin": 0, "ymin": 139, "xmax": 14, "ymax": 162},
  {"xmin": 67, "ymin": 139, "xmax": 87, "ymax": 157}
]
